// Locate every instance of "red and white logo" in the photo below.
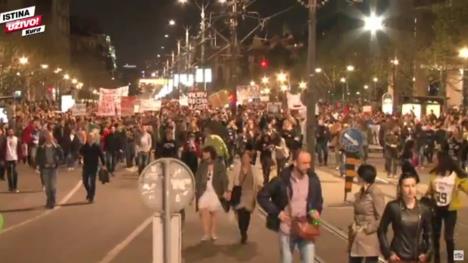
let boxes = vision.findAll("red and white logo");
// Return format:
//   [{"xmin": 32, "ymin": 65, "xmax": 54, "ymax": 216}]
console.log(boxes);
[{"xmin": 4, "ymin": 15, "xmax": 42, "ymax": 33}]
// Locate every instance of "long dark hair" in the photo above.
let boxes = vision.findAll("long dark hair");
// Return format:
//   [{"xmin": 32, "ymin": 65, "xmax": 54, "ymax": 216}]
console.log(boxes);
[{"xmin": 429, "ymin": 151, "xmax": 467, "ymax": 178}]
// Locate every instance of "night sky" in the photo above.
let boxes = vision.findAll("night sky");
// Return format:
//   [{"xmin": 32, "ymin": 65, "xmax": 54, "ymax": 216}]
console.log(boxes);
[{"xmin": 70, "ymin": 0, "xmax": 309, "ymax": 68}]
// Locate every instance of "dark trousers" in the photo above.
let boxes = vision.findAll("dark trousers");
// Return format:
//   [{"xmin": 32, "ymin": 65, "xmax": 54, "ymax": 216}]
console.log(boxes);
[
  {"xmin": 236, "ymin": 208, "xmax": 251, "ymax": 235},
  {"xmin": 0, "ymin": 162, "xmax": 5, "ymax": 180},
  {"xmin": 125, "ymin": 144, "xmax": 136, "ymax": 168},
  {"xmin": 433, "ymin": 206, "xmax": 457, "ymax": 263},
  {"xmin": 6, "ymin": 161, "xmax": 18, "ymax": 191},
  {"xmin": 316, "ymin": 140, "xmax": 328, "ymax": 165},
  {"xmin": 349, "ymin": 256, "xmax": 379, "ymax": 263},
  {"xmin": 276, "ymin": 157, "xmax": 287, "ymax": 177},
  {"xmin": 260, "ymin": 156, "xmax": 272, "ymax": 185},
  {"xmin": 82, "ymin": 170, "xmax": 97, "ymax": 201},
  {"xmin": 106, "ymin": 152, "xmax": 118, "ymax": 173}
]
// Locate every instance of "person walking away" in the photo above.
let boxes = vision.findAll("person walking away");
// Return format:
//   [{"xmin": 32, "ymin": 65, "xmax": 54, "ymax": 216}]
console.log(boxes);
[
  {"xmin": 105, "ymin": 125, "xmax": 120, "ymax": 176},
  {"xmin": 384, "ymin": 127, "xmax": 400, "ymax": 178},
  {"xmin": 348, "ymin": 164, "xmax": 385, "ymax": 263},
  {"xmin": 80, "ymin": 133, "xmax": 106, "ymax": 203},
  {"xmin": 62, "ymin": 129, "xmax": 81, "ymax": 171},
  {"xmin": 316, "ymin": 119, "xmax": 330, "ymax": 166},
  {"xmin": 5, "ymin": 128, "xmax": 20, "ymax": 192},
  {"xmin": 378, "ymin": 172, "xmax": 432, "ymax": 263},
  {"xmin": 227, "ymin": 150, "xmax": 259, "ymax": 244},
  {"xmin": 426, "ymin": 152, "xmax": 468, "ymax": 263},
  {"xmin": 156, "ymin": 128, "xmax": 179, "ymax": 159},
  {"xmin": 36, "ymin": 132, "xmax": 62, "ymax": 209},
  {"xmin": 257, "ymin": 150, "xmax": 323, "ymax": 263},
  {"xmin": 274, "ymin": 132, "xmax": 290, "ymax": 179},
  {"xmin": 203, "ymin": 127, "xmax": 230, "ymax": 165},
  {"xmin": 258, "ymin": 131, "xmax": 275, "ymax": 185},
  {"xmin": 0, "ymin": 128, "xmax": 6, "ymax": 181},
  {"xmin": 181, "ymin": 133, "xmax": 200, "ymax": 174},
  {"xmin": 195, "ymin": 146, "xmax": 229, "ymax": 241},
  {"xmin": 124, "ymin": 126, "xmax": 136, "ymax": 168},
  {"xmin": 135, "ymin": 126, "xmax": 152, "ymax": 175}
]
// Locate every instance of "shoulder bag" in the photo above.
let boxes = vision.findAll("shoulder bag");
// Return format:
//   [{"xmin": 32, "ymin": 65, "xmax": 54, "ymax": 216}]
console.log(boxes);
[{"xmin": 288, "ymin": 188, "xmax": 320, "ymax": 241}]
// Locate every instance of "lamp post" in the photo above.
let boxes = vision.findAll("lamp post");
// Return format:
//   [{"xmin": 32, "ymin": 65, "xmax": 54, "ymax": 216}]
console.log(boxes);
[{"xmin": 459, "ymin": 47, "xmax": 468, "ymax": 108}]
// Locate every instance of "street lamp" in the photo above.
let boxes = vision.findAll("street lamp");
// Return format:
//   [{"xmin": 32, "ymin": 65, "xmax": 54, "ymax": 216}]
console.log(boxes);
[
  {"xmin": 340, "ymin": 77, "xmax": 346, "ymax": 83},
  {"xmin": 315, "ymin": 68, "xmax": 322, "ymax": 73},
  {"xmin": 63, "ymin": 74, "xmax": 70, "ymax": 80},
  {"xmin": 250, "ymin": 80, "xmax": 256, "ymax": 87},
  {"xmin": 261, "ymin": 76, "xmax": 269, "ymax": 85},
  {"xmin": 458, "ymin": 47, "xmax": 468, "ymax": 59},
  {"xmin": 169, "ymin": 19, "xmax": 176, "ymax": 26},
  {"xmin": 363, "ymin": 13, "xmax": 384, "ymax": 34},
  {"xmin": 277, "ymin": 72, "xmax": 287, "ymax": 83},
  {"xmin": 346, "ymin": 65, "xmax": 355, "ymax": 72},
  {"xmin": 177, "ymin": 0, "xmax": 188, "ymax": 3},
  {"xmin": 364, "ymin": 84, "xmax": 369, "ymax": 90},
  {"xmin": 19, "ymin": 56, "xmax": 29, "ymax": 65},
  {"xmin": 164, "ymin": 34, "xmax": 169, "ymax": 38},
  {"xmin": 72, "ymin": 78, "xmax": 78, "ymax": 84},
  {"xmin": 40, "ymin": 64, "xmax": 49, "ymax": 69},
  {"xmin": 299, "ymin": 81, "xmax": 307, "ymax": 90}
]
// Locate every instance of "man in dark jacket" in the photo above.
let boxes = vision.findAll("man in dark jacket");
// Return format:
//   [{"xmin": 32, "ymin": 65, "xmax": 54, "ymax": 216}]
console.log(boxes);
[
  {"xmin": 62, "ymin": 129, "xmax": 81, "ymax": 170},
  {"xmin": 257, "ymin": 150, "xmax": 323, "ymax": 262},
  {"xmin": 105, "ymin": 126, "xmax": 120, "ymax": 175},
  {"xmin": 36, "ymin": 132, "xmax": 63, "ymax": 209},
  {"xmin": 80, "ymin": 133, "xmax": 106, "ymax": 203}
]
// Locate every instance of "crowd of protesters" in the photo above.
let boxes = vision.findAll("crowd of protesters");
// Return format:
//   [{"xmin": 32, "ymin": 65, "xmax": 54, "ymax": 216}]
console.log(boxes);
[{"xmin": 1, "ymin": 99, "xmax": 468, "ymax": 262}]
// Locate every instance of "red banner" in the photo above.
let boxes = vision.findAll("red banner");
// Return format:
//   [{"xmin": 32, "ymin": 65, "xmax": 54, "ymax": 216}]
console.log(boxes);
[
  {"xmin": 121, "ymin": 96, "xmax": 137, "ymax": 116},
  {"xmin": 4, "ymin": 15, "xmax": 42, "ymax": 33}
]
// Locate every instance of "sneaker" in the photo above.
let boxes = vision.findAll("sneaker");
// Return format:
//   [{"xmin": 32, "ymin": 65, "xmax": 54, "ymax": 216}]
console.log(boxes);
[
  {"xmin": 210, "ymin": 235, "xmax": 218, "ymax": 241},
  {"xmin": 201, "ymin": 235, "xmax": 210, "ymax": 242}
]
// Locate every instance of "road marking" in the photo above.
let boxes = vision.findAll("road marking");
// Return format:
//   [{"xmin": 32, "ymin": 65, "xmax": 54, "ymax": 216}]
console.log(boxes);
[
  {"xmin": 98, "ymin": 216, "xmax": 152, "ymax": 263},
  {"xmin": 0, "ymin": 180, "xmax": 82, "ymax": 235}
]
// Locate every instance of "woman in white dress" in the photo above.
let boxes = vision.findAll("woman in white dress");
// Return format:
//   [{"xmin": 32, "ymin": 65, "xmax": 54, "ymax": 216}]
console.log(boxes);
[{"xmin": 195, "ymin": 146, "xmax": 229, "ymax": 241}]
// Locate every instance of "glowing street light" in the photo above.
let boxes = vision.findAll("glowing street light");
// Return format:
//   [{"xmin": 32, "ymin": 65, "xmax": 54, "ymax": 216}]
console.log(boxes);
[
  {"xmin": 346, "ymin": 65, "xmax": 355, "ymax": 72},
  {"xmin": 218, "ymin": 0, "xmax": 227, "ymax": 3},
  {"xmin": 63, "ymin": 74, "xmax": 70, "ymax": 80},
  {"xmin": 250, "ymin": 80, "xmax": 256, "ymax": 86},
  {"xmin": 72, "ymin": 78, "xmax": 78, "ymax": 84},
  {"xmin": 263, "ymin": 88, "xmax": 271, "ymax": 94},
  {"xmin": 54, "ymin": 68, "xmax": 62, "ymax": 74},
  {"xmin": 340, "ymin": 77, "xmax": 346, "ymax": 83},
  {"xmin": 364, "ymin": 84, "xmax": 369, "ymax": 90},
  {"xmin": 177, "ymin": 0, "xmax": 188, "ymax": 3},
  {"xmin": 277, "ymin": 72, "xmax": 287, "ymax": 83},
  {"xmin": 280, "ymin": 85, "xmax": 288, "ymax": 92},
  {"xmin": 315, "ymin": 68, "xmax": 322, "ymax": 73},
  {"xmin": 299, "ymin": 81, "xmax": 307, "ymax": 90},
  {"xmin": 459, "ymin": 47, "xmax": 468, "ymax": 59},
  {"xmin": 363, "ymin": 13, "xmax": 384, "ymax": 34},
  {"xmin": 41, "ymin": 64, "xmax": 49, "ymax": 69},
  {"xmin": 169, "ymin": 19, "xmax": 176, "ymax": 26},
  {"xmin": 391, "ymin": 58, "xmax": 399, "ymax": 65},
  {"xmin": 373, "ymin": 77, "xmax": 378, "ymax": 83},
  {"xmin": 164, "ymin": 34, "xmax": 169, "ymax": 38},
  {"xmin": 19, "ymin": 56, "xmax": 29, "ymax": 65},
  {"xmin": 261, "ymin": 76, "xmax": 269, "ymax": 84}
]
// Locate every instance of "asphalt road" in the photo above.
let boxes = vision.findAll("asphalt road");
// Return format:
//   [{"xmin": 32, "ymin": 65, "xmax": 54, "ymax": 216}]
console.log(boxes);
[{"xmin": 0, "ymin": 152, "xmax": 466, "ymax": 263}]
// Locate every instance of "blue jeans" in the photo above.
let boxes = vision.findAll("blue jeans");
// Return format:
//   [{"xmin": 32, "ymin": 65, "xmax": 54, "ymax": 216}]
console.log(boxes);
[
  {"xmin": 106, "ymin": 152, "xmax": 118, "ymax": 173},
  {"xmin": 66, "ymin": 153, "xmax": 77, "ymax": 168},
  {"xmin": 82, "ymin": 171, "xmax": 97, "ymax": 200},
  {"xmin": 137, "ymin": 152, "xmax": 150, "ymax": 175},
  {"xmin": 279, "ymin": 232, "xmax": 315, "ymax": 263},
  {"xmin": 41, "ymin": 168, "xmax": 57, "ymax": 207}
]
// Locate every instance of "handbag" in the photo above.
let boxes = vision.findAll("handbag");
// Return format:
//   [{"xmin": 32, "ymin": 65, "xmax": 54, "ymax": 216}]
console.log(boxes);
[
  {"xmin": 98, "ymin": 168, "xmax": 110, "ymax": 184},
  {"xmin": 230, "ymin": 168, "xmax": 248, "ymax": 207},
  {"xmin": 287, "ymin": 189, "xmax": 320, "ymax": 241}
]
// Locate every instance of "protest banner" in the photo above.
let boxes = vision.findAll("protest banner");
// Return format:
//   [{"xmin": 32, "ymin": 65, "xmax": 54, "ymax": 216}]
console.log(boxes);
[
  {"xmin": 72, "ymin": 103, "xmax": 87, "ymax": 116},
  {"xmin": 188, "ymin": 91, "xmax": 208, "ymax": 110}
]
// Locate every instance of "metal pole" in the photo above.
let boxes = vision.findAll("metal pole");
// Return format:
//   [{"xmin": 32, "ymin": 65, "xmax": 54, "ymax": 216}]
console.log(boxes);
[
  {"xmin": 201, "ymin": 5, "xmax": 206, "ymax": 90},
  {"xmin": 306, "ymin": 0, "xmax": 317, "ymax": 169},
  {"xmin": 162, "ymin": 161, "xmax": 171, "ymax": 263}
]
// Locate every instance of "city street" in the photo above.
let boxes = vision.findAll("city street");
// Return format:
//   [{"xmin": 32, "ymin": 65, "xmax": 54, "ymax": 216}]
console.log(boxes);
[{"xmin": 1, "ymin": 152, "xmax": 467, "ymax": 262}]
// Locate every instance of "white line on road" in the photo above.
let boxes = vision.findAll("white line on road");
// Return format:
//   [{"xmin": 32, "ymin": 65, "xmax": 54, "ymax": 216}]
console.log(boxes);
[
  {"xmin": 0, "ymin": 180, "xmax": 83, "ymax": 235},
  {"xmin": 98, "ymin": 216, "xmax": 153, "ymax": 263}
]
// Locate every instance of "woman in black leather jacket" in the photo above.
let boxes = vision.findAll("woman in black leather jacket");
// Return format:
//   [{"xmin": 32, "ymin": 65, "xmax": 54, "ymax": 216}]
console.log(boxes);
[{"xmin": 378, "ymin": 172, "xmax": 432, "ymax": 263}]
